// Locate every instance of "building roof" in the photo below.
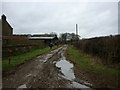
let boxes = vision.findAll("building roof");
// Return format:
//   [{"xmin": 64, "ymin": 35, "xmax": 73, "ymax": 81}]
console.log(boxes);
[
  {"xmin": 2, "ymin": 14, "xmax": 13, "ymax": 30},
  {"xmin": 28, "ymin": 36, "xmax": 55, "ymax": 40}
]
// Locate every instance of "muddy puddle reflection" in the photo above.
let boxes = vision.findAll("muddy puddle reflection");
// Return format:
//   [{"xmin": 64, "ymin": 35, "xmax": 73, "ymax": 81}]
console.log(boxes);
[
  {"xmin": 56, "ymin": 59, "xmax": 75, "ymax": 80},
  {"xmin": 56, "ymin": 58, "xmax": 92, "ymax": 88},
  {"xmin": 55, "ymin": 46, "xmax": 92, "ymax": 89}
]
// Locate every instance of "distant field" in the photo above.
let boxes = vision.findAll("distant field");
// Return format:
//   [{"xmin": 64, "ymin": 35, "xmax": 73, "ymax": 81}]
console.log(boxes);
[
  {"xmin": 67, "ymin": 45, "xmax": 120, "ymax": 87},
  {"xmin": 2, "ymin": 46, "xmax": 58, "ymax": 70}
]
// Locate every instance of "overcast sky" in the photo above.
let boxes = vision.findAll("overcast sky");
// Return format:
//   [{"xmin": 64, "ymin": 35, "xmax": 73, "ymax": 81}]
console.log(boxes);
[{"xmin": 1, "ymin": 2, "xmax": 118, "ymax": 38}]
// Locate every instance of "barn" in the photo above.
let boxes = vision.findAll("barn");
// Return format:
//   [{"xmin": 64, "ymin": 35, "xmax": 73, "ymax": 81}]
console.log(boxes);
[{"xmin": 28, "ymin": 35, "xmax": 58, "ymax": 45}]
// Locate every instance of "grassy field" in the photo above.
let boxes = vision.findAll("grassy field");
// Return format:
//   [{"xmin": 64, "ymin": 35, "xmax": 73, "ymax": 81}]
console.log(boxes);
[
  {"xmin": 2, "ymin": 46, "xmax": 57, "ymax": 70},
  {"xmin": 67, "ymin": 45, "xmax": 120, "ymax": 85}
]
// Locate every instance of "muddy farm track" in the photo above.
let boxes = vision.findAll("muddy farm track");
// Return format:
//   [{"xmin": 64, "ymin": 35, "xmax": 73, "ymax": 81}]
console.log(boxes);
[{"xmin": 3, "ymin": 45, "xmax": 93, "ymax": 89}]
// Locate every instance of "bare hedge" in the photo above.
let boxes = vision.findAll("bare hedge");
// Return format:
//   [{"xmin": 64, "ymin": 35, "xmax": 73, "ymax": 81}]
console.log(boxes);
[
  {"xmin": 73, "ymin": 35, "xmax": 120, "ymax": 65},
  {"xmin": 2, "ymin": 37, "xmax": 46, "ymax": 58}
]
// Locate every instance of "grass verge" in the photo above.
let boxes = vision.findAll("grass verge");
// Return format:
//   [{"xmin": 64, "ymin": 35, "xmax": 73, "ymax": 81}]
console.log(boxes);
[
  {"xmin": 2, "ymin": 46, "xmax": 58, "ymax": 70},
  {"xmin": 67, "ymin": 45, "xmax": 120, "ymax": 86}
]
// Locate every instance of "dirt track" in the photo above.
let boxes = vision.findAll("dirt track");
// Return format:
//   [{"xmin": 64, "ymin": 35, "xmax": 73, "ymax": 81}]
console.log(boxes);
[{"xmin": 3, "ymin": 45, "xmax": 93, "ymax": 89}]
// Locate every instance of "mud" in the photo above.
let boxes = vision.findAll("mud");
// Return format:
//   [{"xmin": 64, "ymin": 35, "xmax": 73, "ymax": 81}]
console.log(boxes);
[{"xmin": 3, "ymin": 45, "xmax": 92, "ymax": 89}]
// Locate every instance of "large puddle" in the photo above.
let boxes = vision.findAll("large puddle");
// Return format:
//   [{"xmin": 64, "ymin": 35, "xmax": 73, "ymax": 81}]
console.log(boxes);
[
  {"xmin": 55, "ymin": 46, "xmax": 92, "ymax": 89},
  {"xmin": 56, "ymin": 59, "xmax": 75, "ymax": 81},
  {"xmin": 56, "ymin": 58, "xmax": 92, "ymax": 88}
]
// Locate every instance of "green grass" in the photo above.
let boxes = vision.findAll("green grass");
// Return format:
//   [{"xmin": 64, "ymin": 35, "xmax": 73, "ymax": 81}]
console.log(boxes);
[
  {"xmin": 67, "ymin": 45, "xmax": 120, "ymax": 83},
  {"xmin": 2, "ymin": 46, "xmax": 57, "ymax": 70}
]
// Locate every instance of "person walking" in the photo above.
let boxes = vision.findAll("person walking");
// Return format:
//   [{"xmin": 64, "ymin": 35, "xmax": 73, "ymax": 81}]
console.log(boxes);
[{"xmin": 49, "ymin": 42, "xmax": 53, "ymax": 49}]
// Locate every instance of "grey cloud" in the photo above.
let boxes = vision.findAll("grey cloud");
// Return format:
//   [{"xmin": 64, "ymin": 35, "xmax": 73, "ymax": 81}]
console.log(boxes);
[
  {"xmin": 0, "ymin": 2, "xmax": 2, "ymax": 19},
  {"xmin": 2, "ymin": 2, "xmax": 118, "ymax": 38}
]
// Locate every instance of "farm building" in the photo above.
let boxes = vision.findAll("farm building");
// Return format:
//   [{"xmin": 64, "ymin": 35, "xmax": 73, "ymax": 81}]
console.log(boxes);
[
  {"xmin": 2, "ymin": 14, "xmax": 13, "ymax": 45},
  {"xmin": 2, "ymin": 14, "xmax": 13, "ymax": 36},
  {"xmin": 1, "ymin": 15, "xmax": 59, "ymax": 57},
  {"xmin": 28, "ymin": 35, "xmax": 58, "ymax": 44}
]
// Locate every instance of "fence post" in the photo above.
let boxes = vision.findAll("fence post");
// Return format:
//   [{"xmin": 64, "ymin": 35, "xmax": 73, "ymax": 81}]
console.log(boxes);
[{"xmin": 8, "ymin": 57, "xmax": 11, "ymax": 64}]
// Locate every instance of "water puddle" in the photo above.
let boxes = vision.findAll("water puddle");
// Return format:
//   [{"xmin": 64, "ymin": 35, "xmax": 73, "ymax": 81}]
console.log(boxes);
[
  {"xmin": 43, "ymin": 54, "xmax": 53, "ymax": 63},
  {"xmin": 53, "ymin": 61, "xmax": 57, "ymax": 64},
  {"xmin": 81, "ymin": 80, "xmax": 93, "ymax": 86},
  {"xmin": 55, "ymin": 47, "xmax": 92, "ymax": 89},
  {"xmin": 51, "ymin": 47, "xmax": 63, "ymax": 53},
  {"xmin": 71, "ymin": 81, "xmax": 89, "ymax": 88},
  {"xmin": 56, "ymin": 59, "xmax": 92, "ymax": 88},
  {"xmin": 26, "ymin": 74, "xmax": 32, "ymax": 78},
  {"xmin": 56, "ymin": 59, "xmax": 75, "ymax": 80},
  {"xmin": 38, "ymin": 46, "xmax": 63, "ymax": 63},
  {"xmin": 17, "ymin": 84, "xmax": 27, "ymax": 88}
]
